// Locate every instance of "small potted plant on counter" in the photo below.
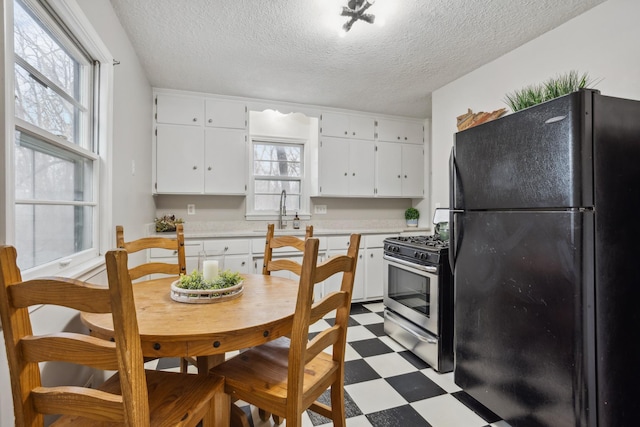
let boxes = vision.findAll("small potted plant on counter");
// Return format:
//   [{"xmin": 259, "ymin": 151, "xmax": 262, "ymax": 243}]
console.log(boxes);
[{"xmin": 405, "ymin": 207, "xmax": 419, "ymax": 227}]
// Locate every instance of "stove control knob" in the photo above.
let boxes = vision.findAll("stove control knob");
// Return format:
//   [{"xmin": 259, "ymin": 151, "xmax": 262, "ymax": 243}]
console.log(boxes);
[
  {"xmin": 414, "ymin": 251, "xmax": 419, "ymax": 258},
  {"xmin": 421, "ymin": 253, "xmax": 428, "ymax": 260},
  {"xmin": 394, "ymin": 246, "xmax": 400, "ymax": 253}
]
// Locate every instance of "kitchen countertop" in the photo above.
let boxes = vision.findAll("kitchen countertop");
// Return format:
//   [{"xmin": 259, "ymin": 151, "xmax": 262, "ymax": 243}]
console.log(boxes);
[{"xmin": 149, "ymin": 220, "xmax": 432, "ymax": 239}]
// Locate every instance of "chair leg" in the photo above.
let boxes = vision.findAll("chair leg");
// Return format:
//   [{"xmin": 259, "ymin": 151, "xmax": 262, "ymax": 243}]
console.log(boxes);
[
  {"xmin": 272, "ymin": 414, "xmax": 283, "ymax": 425},
  {"xmin": 258, "ymin": 408, "xmax": 271, "ymax": 421},
  {"xmin": 202, "ymin": 382, "xmax": 230, "ymax": 427},
  {"xmin": 180, "ymin": 357, "xmax": 189, "ymax": 373},
  {"xmin": 330, "ymin": 382, "xmax": 346, "ymax": 427}
]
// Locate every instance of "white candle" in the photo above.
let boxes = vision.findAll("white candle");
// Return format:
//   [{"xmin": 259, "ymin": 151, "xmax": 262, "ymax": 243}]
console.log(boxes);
[{"xmin": 202, "ymin": 260, "xmax": 219, "ymax": 281}]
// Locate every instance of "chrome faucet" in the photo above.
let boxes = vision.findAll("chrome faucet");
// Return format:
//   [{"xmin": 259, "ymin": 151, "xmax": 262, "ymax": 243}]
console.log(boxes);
[{"xmin": 279, "ymin": 190, "xmax": 287, "ymax": 229}]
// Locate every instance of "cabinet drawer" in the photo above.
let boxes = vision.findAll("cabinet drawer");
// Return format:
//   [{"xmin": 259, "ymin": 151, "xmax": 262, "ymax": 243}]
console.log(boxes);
[
  {"xmin": 327, "ymin": 235, "xmax": 364, "ymax": 251},
  {"xmin": 203, "ymin": 239, "xmax": 249, "ymax": 255},
  {"xmin": 149, "ymin": 241, "xmax": 203, "ymax": 258}
]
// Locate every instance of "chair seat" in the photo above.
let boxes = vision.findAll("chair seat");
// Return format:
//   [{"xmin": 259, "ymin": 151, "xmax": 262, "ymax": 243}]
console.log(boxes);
[
  {"xmin": 212, "ymin": 337, "xmax": 339, "ymax": 413},
  {"xmin": 51, "ymin": 370, "xmax": 224, "ymax": 426}
]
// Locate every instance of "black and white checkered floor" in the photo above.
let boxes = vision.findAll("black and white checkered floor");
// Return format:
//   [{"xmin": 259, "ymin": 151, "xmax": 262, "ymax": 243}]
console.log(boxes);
[{"xmin": 154, "ymin": 301, "xmax": 511, "ymax": 427}]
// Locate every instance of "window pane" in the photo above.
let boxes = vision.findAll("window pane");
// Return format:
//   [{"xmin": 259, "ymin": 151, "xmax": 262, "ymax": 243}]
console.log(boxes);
[
  {"xmin": 254, "ymin": 144, "xmax": 301, "ymax": 177},
  {"xmin": 254, "ymin": 180, "xmax": 300, "ymax": 194},
  {"xmin": 15, "ymin": 64, "xmax": 77, "ymax": 142},
  {"xmin": 15, "ymin": 130, "xmax": 93, "ymax": 201},
  {"xmin": 14, "ymin": 0, "xmax": 80, "ymax": 99},
  {"xmin": 15, "ymin": 204, "xmax": 93, "ymax": 270}
]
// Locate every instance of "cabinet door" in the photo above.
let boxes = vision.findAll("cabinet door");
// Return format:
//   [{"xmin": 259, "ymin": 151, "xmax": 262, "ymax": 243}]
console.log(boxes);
[
  {"xmin": 377, "ymin": 119, "xmax": 423, "ymax": 144},
  {"xmin": 349, "ymin": 116, "xmax": 375, "ymax": 140},
  {"xmin": 365, "ymin": 247, "xmax": 384, "ymax": 299},
  {"xmin": 156, "ymin": 94, "xmax": 204, "ymax": 125},
  {"xmin": 204, "ymin": 128, "xmax": 246, "ymax": 194},
  {"xmin": 375, "ymin": 142, "xmax": 402, "ymax": 196},
  {"xmin": 156, "ymin": 125, "xmax": 204, "ymax": 193},
  {"xmin": 320, "ymin": 112, "xmax": 350, "ymax": 138},
  {"xmin": 319, "ymin": 137, "xmax": 349, "ymax": 196},
  {"xmin": 402, "ymin": 143, "xmax": 424, "ymax": 197},
  {"xmin": 224, "ymin": 255, "xmax": 250, "ymax": 273},
  {"xmin": 205, "ymin": 100, "xmax": 246, "ymax": 129},
  {"xmin": 349, "ymin": 139, "xmax": 375, "ymax": 196}
]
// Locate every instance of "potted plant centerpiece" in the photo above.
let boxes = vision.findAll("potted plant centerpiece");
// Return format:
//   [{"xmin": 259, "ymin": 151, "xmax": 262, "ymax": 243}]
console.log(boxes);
[{"xmin": 405, "ymin": 207, "xmax": 420, "ymax": 227}]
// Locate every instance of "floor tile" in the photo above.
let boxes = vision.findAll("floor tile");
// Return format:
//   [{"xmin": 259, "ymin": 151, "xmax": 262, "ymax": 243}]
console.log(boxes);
[
  {"xmin": 349, "ymin": 338, "xmax": 393, "ymax": 358},
  {"xmin": 344, "ymin": 359, "xmax": 381, "ymax": 385},
  {"xmin": 365, "ymin": 352, "xmax": 418, "ymax": 378},
  {"xmin": 363, "ymin": 322, "xmax": 385, "ymax": 337},
  {"xmin": 346, "ymin": 325, "xmax": 378, "ymax": 342},
  {"xmin": 398, "ymin": 350, "xmax": 430, "ymax": 370},
  {"xmin": 378, "ymin": 335, "xmax": 407, "ymax": 352},
  {"xmin": 386, "ymin": 371, "xmax": 447, "ymax": 402},
  {"xmin": 306, "ymin": 389, "xmax": 362, "ymax": 425},
  {"xmin": 366, "ymin": 404, "xmax": 433, "ymax": 427},
  {"xmin": 345, "ymin": 378, "xmax": 407, "ymax": 414},
  {"xmin": 421, "ymin": 369, "xmax": 462, "ymax": 394},
  {"xmin": 351, "ymin": 312, "xmax": 384, "ymax": 325},
  {"xmin": 412, "ymin": 394, "xmax": 489, "ymax": 427},
  {"xmin": 362, "ymin": 301, "xmax": 385, "ymax": 312}
]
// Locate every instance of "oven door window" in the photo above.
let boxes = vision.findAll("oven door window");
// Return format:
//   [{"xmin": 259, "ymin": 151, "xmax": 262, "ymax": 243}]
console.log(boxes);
[{"xmin": 388, "ymin": 264, "xmax": 431, "ymax": 317}]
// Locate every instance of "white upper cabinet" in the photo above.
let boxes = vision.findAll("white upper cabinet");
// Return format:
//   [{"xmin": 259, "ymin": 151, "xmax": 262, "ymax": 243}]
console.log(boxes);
[
  {"xmin": 375, "ymin": 142, "xmax": 424, "ymax": 197},
  {"xmin": 205, "ymin": 99, "xmax": 246, "ymax": 129},
  {"xmin": 318, "ymin": 136, "xmax": 375, "ymax": 197},
  {"xmin": 320, "ymin": 112, "xmax": 375, "ymax": 140},
  {"xmin": 156, "ymin": 125, "xmax": 205, "ymax": 193},
  {"xmin": 204, "ymin": 128, "xmax": 246, "ymax": 194},
  {"xmin": 377, "ymin": 118, "xmax": 423, "ymax": 144},
  {"xmin": 154, "ymin": 93, "xmax": 247, "ymax": 195},
  {"xmin": 156, "ymin": 94, "xmax": 204, "ymax": 125}
]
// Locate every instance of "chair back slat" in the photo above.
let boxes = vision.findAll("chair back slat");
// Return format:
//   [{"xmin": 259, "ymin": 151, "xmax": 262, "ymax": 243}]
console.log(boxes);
[
  {"xmin": 116, "ymin": 224, "xmax": 186, "ymax": 280},
  {"xmin": 305, "ymin": 325, "xmax": 340, "ymax": 364},
  {"xmin": 31, "ymin": 386, "xmax": 124, "ymax": 422},
  {"xmin": 20, "ymin": 334, "xmax": 120, "ymax": 370},
  {"xmin": 9, "ymin": 279, "xmax": 112, "ymax": 312}
]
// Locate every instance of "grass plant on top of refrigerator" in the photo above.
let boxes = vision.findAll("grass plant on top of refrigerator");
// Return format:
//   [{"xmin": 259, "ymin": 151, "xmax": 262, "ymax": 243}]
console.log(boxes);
[{"xmin": 504, "ymin": 71, "xmax": 599, "ymax": 112}]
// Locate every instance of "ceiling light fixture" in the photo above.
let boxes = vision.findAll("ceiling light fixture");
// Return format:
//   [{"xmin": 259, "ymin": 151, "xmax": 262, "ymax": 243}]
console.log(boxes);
[{"xmin": 341, "ymin": 0, "xmax": 376, "ymax": 34}]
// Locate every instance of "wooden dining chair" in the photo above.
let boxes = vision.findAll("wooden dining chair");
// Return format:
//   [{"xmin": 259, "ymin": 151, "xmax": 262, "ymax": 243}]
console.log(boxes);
[
  {"xmin": 211, "ymin": 234, "xmax": 361, "ymax": 427},
  {"xmin": 262, "ymin": 223, "xmax": 314, "ymax": 276},
  {"xmin": 116, "ymin": 224, "xmax": 187, "ymax": 281},
  {"xmin": 0, "ymin": 245, "xmax": 229, "ymax": 426}
]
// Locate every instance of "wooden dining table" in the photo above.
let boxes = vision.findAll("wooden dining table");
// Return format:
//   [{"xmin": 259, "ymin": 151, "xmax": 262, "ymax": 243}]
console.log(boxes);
[{"xmin": 81, "ymin": 273, "xmax": 300, "ymax": 426}]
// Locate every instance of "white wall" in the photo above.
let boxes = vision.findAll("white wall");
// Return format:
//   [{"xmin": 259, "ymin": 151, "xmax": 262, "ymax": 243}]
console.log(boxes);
[
  {"xmin": 430, "ymin": 0, "xmax": 640, "ymax": 213},
  {"xmin": 77, "ymin": 0, "xmax": 155, "ymax": 243}
]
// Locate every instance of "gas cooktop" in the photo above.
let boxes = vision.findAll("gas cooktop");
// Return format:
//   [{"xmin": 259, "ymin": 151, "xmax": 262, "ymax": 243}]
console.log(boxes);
[{"xmin": 386, "ymin": 235, "xmax": 449, "ymax": 251}]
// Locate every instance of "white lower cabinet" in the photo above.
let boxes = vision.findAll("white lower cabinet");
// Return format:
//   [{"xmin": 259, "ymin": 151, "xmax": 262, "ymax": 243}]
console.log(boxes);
[
  {"xmin": 148, "ymin": 240, "xmax": 203, "ymax": 278},
  {"xmin": 363, "ymin": 234, "xmax": 397, "ymax": 300},
  {"xmin": 324, "ymin": 236, "xmax": 365, "ymax": 301}
]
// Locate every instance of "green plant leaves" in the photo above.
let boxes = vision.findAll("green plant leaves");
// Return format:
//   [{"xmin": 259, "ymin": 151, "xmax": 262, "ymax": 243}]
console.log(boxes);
[{"xmin": 504, "ymin": 71, "xmax": 598, "ymax": 112}]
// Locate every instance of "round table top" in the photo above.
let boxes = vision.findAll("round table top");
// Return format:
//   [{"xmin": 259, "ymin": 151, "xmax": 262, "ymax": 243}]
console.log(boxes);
[{"xmin": 81, "ymin": 274, "xmax": 299, "ymax": 358}]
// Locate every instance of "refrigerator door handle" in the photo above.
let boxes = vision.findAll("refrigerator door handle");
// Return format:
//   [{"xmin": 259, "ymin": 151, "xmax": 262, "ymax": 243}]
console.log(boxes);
[{"xmin": 449, "ymin": 148, "xmax": 461, "ymax": 273}]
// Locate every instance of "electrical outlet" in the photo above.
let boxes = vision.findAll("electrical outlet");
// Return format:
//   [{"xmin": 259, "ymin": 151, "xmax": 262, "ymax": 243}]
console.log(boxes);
[
  {"xmin": 314, "ymin": 205, "xmax": 327, "ymax": 214},
  {"xmin": 187, "ymin": 204, "xmax": 196, "ymax": 215}
]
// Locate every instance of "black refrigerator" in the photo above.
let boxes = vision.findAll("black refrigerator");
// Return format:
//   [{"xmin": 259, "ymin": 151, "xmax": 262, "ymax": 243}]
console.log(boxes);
[{"xmin": 450, "ymin": 89, "xmax": 640, "ymax": 427}]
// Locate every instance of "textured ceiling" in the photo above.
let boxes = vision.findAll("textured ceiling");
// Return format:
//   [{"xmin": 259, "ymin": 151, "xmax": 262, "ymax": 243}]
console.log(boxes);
[{"xmin": 109, "ymin": 0, "xmax": 605, "ymax": 118}]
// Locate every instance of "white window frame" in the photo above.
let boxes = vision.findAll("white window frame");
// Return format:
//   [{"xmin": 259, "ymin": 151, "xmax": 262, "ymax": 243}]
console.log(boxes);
[
  {"xmin": 246, "ymin": 136, "xmax": 312, "ymax": 221},
  {"xmin": 5, "ymin": 0, "xmax": 114, "ymax": 279}
]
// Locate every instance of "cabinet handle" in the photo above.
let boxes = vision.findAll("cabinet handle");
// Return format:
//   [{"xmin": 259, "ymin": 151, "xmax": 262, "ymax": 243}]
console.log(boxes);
[
  {"xmin": 173, "ymin": 250, "xmax": 178, "ymax": 255},
  {"xmin": 208, "ymin": 166, "xmax": 212, "ymax": 171},
  {"xmin": 359, "ymin": 254, "xmax": 363, "ymax": 259},
  {"xmin": 241, "ymin": 261, "xmax": 246, "ymax": 266},
  {"xmin": 208, "ymin": 119, "xmax": 213, "ymax": 123},
  {"xmin": 352, "ymin": 173, "xmax": 355, "ymax": 176},
  {"xmin": 404, "ymin": 136, "xmax": 408, "ymax": 140},
  {"xmin": 397, "ymin": 175, "xmax": 401, "ymax": 178},
  {"xmin": 352, "ymin": 132, "xmax": 356, "ymax": 136},
  {"xmin": 193, "ymin": 166, "xmax": 198, "ymax": 170},
  {"xmin": 344, "ymin": 172, "xmax": 348, "ymax": 176},
  {"xmin": 224, "ymin": 246, "xmax": 229, "ymax": 251},
  {"xmin": 397, "ymin": 136, "xmax": 400, "ymax": 140},
  {"xmin": 193, "ymin": 118, "xmax": 197, "ymax": 122},
  {"xmin": 344, "ymin": 131, "xmax": 348, "ymax": 135},
  {"xmin": 370, "ymin": 253, "xmax": 374, "ymax": 258},
  {"xmin": 404, "ymin": 175, "xmax": 408, "ymax": 178}
]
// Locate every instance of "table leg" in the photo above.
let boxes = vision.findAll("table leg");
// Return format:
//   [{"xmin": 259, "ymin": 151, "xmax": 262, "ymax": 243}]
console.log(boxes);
[{"xmin": 196, "ymin": 354, "xmax": 225, "ymax": 374}]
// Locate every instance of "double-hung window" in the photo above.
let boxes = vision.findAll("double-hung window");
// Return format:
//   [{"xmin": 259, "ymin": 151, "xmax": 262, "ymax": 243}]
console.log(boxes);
[
  {"xmin": 13, "ymin": 0, "xmax": 99, "ymax": 272},
  {"xmin": 252, "ymin": 140, "xmax": 304, "ymax": 215}
]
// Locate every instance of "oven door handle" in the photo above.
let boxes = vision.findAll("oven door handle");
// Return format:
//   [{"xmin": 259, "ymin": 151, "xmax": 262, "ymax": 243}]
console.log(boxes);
[
  {"xmin": 383, "ymin": 255, "xmax": 438, "ymax": 274},
  {"xmin": 386, "ymin": 310, "xmax": 438, "ymax": 344}
]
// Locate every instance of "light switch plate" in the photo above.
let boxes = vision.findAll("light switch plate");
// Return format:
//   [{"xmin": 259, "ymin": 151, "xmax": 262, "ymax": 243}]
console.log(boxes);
[
  {"xmin": 314, "ymin": 205, "xmax": 327, "ymax": 214},
  {"xmin": 187, "ymin": 204, "xmax": 196, "ymax": 215}
]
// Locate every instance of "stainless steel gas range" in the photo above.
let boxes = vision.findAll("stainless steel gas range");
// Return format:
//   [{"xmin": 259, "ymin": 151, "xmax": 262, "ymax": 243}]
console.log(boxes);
[{"xmin": 383, "ymin": 235, "xmax": 454, "ymax": 373}]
